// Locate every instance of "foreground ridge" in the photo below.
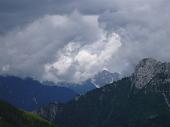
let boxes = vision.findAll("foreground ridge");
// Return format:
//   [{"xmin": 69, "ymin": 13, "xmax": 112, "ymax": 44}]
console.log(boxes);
[{"xmin": 0, "ymin": 99, "xmax": 56, "ymax": 127}]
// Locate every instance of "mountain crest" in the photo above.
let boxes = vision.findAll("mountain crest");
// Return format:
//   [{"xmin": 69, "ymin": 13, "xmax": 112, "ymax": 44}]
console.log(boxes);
[
  {"xmin": 133, "ymin": 58, "xmax": 170, "ymax": 90},
  {"xmin": 133, "ymin": 58, "xmax": 160, "ymax": 89},
  {"xmin": 92, "ymin": 70, "xmax": 121, "ymax": 88}
]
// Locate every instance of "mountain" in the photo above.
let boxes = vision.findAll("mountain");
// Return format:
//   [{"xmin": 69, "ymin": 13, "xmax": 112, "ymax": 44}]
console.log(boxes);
[
  {"xmin": 132, "ymin": 58, "xmax": 170, "ymax": 90},
  {"xmin": 0, "ymin": 70, "xmax": 119, "ymax": 110},
  {"xmin": 91, "ymin": 70, "xmax": 121, "ymax": 88},
  {"xmin": 0, "ymin": 99, "xmax": 56, "ymax": 127},
  {"xmin": 0, "ymin": 76, "xmax": 77, "ymax": 111},
  {"xmin": 36, "ymin": 58, "xmax": 170, "ymax": 127},
  {"xmin": 66, "ymin": 80, "xmax": 96, "ymax": 95},
  {"xmin": 132, "ymin": 58, "xmax": 170, "ymax": 103},
  {"xmin": 65, "ymin": 70, "xmax": 121, "ymax": 94}
]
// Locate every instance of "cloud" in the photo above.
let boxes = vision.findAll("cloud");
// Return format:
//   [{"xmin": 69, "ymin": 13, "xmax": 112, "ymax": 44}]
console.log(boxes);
[
  {"xmin": 0, "ymin": 0, "xmax": 170, "ymax": 83},
  {"xmin": 0, "ymin": 11, "xmax": 120, "ymax": 83},
  {"xmin": 44, "ymin": 32, "xmax": 121, "ymax": 83},
  {"xmin": 0, "ymin": 0, "xmax": 117, "ymax": 33},
  {"xmin": 98, "ymin": 0, "xmax": 170, "ymax": 75}
]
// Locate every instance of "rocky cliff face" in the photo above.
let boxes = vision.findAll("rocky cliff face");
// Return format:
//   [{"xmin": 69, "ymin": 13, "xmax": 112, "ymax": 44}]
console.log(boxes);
[
  {"xmin": 34, "ymin": 103, "xmax": 64, "ymax": 122},
  {"xmin": 132, "ymin": 58, "xmax": 170, "ymax": 107},
  {"xmin": 132, "ymin": 58, "xmax": 170, "ymax": 90}
]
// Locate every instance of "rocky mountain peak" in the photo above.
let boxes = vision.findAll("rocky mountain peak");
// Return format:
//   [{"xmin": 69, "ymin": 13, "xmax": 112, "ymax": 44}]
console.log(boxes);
[
  {"xmin": 133, "ymin": 58, "xmax": 165, "ymax": 89},
  {"xmin": 91, "ymin": 70, "xmax": 121, "ymax": 88}
]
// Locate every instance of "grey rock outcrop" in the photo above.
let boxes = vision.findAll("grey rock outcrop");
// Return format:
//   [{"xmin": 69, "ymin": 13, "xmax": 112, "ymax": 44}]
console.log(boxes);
[
  {"xmin": 34, "ymin": 103, "xmax": 64, "ymax": 122},
  {"xmin": 132, "ymin": 58, "xmax": 170, "ymax": 91}
]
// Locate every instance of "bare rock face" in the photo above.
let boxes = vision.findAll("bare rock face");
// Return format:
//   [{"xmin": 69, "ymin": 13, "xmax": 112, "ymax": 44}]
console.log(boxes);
[
  {"xmin": 34, "ymin": 103, "xmax": 64, "ymax": 122},
  {"xmin": 133, "ymin": 58, "xmax": 170, "ymax": 89}
]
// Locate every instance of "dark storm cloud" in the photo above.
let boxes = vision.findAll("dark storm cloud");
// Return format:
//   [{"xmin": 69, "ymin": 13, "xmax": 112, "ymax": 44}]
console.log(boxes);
[
  {"xmin": 0, "ymin": 0, "xmax": 71, "ymax": 33},
  {"xmin": 0, "ymin": 0, "xmax": 117, "ymax": 33}
]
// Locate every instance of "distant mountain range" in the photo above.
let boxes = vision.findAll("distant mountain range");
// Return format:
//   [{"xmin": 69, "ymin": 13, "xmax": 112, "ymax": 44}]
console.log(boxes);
[
  {"xmin": 0, "ymin": 76, "xmax": 77, "ymax": 111},
  {"xmin": 62, "ymin": 70, "xmax": 121, "ymax": 94},
  {"xmin": 36, "ymin": 58, "xmax": 170, "ymax": 127},
  {"xmin": 0, "ymin": 70, "xmax": 119, "ymax": 111},
  {"xmin": 92, "ymin": 70, "xmax": 121, "ymax": 88}
]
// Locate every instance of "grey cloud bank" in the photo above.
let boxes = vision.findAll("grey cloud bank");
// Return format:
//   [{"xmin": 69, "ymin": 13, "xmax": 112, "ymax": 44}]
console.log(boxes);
[{"xmin": 0, "ymin": 0, "xmax": 170, "ymax": 83}]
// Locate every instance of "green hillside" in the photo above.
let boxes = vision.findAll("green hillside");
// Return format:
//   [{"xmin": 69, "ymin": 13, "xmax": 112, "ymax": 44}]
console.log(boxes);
[{"xmin": 0, "ymin": 99, "xmax": 56, "ymax": 127}]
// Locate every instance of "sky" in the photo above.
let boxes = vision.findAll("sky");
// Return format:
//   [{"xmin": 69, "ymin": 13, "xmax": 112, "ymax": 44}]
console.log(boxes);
[{"xmin": 0, "ymin": 0, "xmax": 170, "ymax": 83}]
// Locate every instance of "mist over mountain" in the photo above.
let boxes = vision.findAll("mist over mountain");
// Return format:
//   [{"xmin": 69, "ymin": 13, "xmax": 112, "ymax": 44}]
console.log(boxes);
[{"xmin": 61, "ymin": 70, "xmax": 121, "ymax": 94}]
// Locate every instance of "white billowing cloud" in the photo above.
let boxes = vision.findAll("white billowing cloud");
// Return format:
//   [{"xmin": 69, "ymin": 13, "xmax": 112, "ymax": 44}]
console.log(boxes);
[
  {"xmin": 0, "ymin": 10, "xmax": 122, "ymax": 83},
  {"xmin": 44, "ymin": 32, "xmax": 121, "ymax": 83},
  {"xmin": 0, "ymin": 11, "xmax": 108, "ymax": 82}
]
